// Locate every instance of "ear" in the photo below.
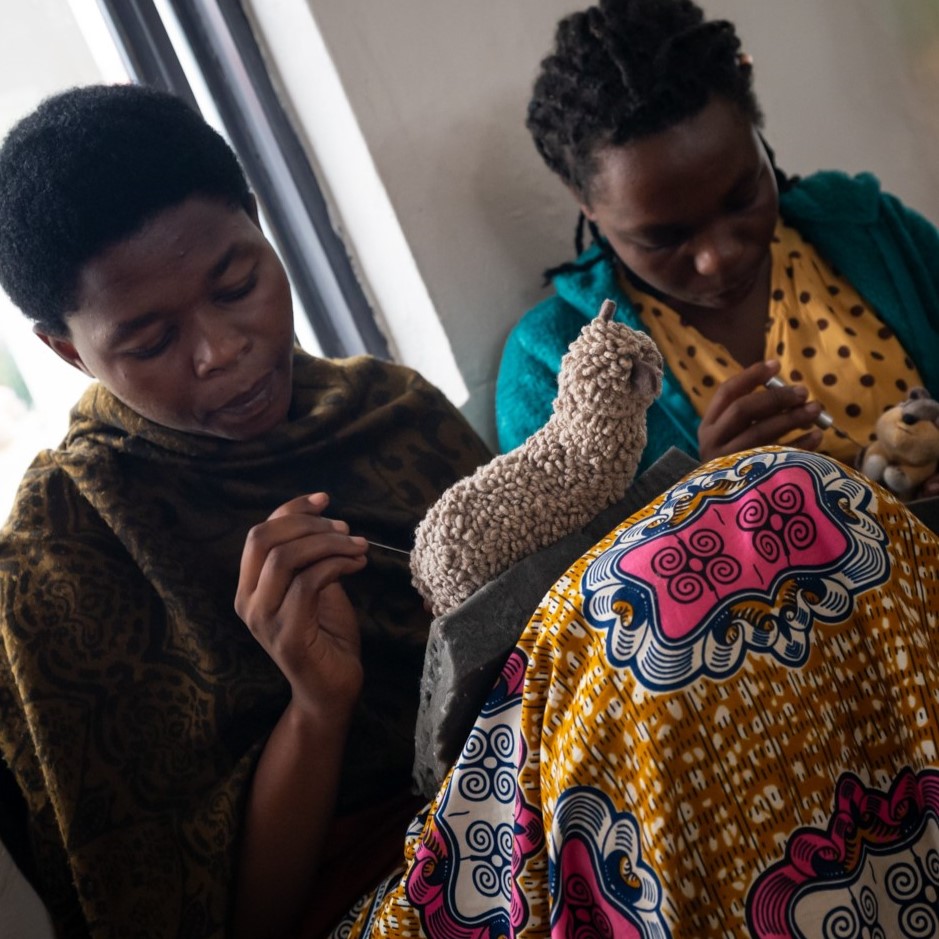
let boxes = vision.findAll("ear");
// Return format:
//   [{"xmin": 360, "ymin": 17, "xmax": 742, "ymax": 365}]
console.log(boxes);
[
  {"xmin": 32, "ymin": 327, "xmax": 95, "ymax": 378},
  {"xmin": 631, "ymin": 359, "xmax": 663, "ymax": 399},
  {"xmin": 578, "ymin": 201, "xmax": 597, "ymax": 224}
]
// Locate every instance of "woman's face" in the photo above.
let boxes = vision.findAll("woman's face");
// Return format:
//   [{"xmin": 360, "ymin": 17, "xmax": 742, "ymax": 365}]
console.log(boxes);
[
  {"xmin": 39, "ymin": 195, "xmax": 296, "ymax": 440},
  {"xmin": 580, "ymin": 95, "xmax": 779, "ymax": 313}
]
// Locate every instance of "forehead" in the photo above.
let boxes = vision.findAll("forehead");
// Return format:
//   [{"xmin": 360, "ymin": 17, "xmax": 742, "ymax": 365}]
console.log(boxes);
[
  {"xmin": 73, "ymin": 196, "xmax": 252, "ymax": 311},
  {"xmin": 586, "ymin": 97, "xmax": 763, "ymax": 224}
]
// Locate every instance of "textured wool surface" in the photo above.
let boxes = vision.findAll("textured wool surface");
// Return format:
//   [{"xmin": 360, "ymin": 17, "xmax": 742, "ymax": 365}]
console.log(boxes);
[
  {"xmin": 412, "ymin": 446, "xmax": 700, "ymax": 796},
  {"xmin": 410, "ymin": 299, "xmax": 664, "ymax": 617}
]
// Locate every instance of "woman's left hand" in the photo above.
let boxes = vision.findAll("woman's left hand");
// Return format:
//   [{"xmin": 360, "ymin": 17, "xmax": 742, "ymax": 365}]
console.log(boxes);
[{"xmin": 918, "ymin": 472, "xmax": 939, "ymax": 499}]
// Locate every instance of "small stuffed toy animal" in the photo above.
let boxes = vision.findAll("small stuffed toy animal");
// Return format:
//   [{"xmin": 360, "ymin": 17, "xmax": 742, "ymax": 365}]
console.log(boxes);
[
  {"xmin": 858, "ymin": 387, "xmax": 939, "ymax": 500},
  {"xmin": 410, "ymin": 299, "xmax": 663, "ymax": 618}
]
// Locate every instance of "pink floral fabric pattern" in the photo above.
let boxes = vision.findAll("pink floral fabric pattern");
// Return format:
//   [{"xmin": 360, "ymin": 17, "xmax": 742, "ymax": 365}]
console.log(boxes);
[{"xmin": 582, "ymin": 452, "xmax": 891, "ymax": 689}]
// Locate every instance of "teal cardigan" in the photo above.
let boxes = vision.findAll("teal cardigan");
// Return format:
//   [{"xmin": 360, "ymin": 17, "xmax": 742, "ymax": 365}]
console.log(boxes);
[{"xmin": 496, "ymin": 171, "xmax": 939, "ymax": 472}]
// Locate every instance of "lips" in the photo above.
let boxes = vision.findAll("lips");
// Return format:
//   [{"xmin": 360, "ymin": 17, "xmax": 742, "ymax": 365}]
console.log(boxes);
[{"xmin": 214, "ymin": 371, "xmax": 273, "ymax": 417}]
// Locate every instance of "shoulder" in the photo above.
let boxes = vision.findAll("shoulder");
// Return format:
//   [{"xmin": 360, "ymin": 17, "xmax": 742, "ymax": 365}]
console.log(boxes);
[
  {"xmin": 0, "ymin": 456, "xmax": 111, "ymax": 579},
  {"xmin": 781, "ymin": 170, "xmax": 939, "ymax": 260},
  {"xmin": 506, "ymin": 250, "xmax": 619, "ymax": 365},
  {"xmin": 1, "ymin": 450, "xmax": 77, "ymax": 539},
  {"xmin": 294, "ymin": 348, "xmax": 450, "ymax": 415},
  {"xmin": 301, "ymin": 351, "xmax": 491, "ymax": 466},
  {"xmin": 781, "ymin": 170, "xmax": 885, "ymax": 225}
]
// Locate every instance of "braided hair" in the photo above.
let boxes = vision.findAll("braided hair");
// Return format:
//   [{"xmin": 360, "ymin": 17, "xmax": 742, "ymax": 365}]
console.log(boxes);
[{"xmin": 528, "ymin": 0, "xmax": 787, "ymax": 276}]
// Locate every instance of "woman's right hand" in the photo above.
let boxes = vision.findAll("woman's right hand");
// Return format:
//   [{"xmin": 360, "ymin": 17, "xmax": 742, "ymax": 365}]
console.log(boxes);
[
  {"xmin": 235, "ymin": 492, "xmax": 369, "ymax": 718},
  {"xmin": 697, "ymin": 360, "xmax": 825, "ymax": 462}
]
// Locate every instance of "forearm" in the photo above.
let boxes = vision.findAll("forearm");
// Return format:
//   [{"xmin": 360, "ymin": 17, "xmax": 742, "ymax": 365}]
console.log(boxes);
[{"xmin": 232, "ymin": 698, "xmax": 353, "ymax": 939}]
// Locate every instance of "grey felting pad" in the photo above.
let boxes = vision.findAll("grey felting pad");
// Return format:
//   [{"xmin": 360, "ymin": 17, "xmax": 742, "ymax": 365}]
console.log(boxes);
[{"xmin": 412, "ymin": 447, "xmax": 700, "ymax": 797}]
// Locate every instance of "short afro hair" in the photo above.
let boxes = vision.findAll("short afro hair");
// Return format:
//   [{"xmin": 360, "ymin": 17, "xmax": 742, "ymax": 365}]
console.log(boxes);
[
  {"xmin": 527, "ymin": 0, "xmax": 762, "ymax": 201},
  {"xmin": 0, "ymin": 83, "xmax": 252, "ymax": 336}
]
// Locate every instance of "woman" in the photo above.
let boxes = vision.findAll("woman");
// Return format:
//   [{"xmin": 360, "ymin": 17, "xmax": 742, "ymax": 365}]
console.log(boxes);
[
  {"xmin": 496, "ymin": 0, "xmax": 939, "ymax": 490},
  {"xmin": 0, "ymin": 83, "xmax": 490, "ymax": 939}
]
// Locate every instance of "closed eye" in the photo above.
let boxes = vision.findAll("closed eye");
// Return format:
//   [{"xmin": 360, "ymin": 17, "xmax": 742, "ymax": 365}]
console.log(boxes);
[
  {"xmin": 631, "ymin": 229, "xmax": 689, "ymax": 253},
  {"xmin": 127, "ymin": 329, "xmax": 175, "ymax": 360},
  {"xmin": 217, "ymin": 271, "xmax": 258, "ymax": 303},
  {"xmin": 725, "ymin": 166, "xmax": 764, "ymax": 212}
]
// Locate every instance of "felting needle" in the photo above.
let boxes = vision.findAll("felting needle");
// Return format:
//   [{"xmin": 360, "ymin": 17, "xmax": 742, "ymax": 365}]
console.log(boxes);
[
  {"xmin": 364, "ymin": 539, "xmax": 411, "ymax": 558},
  {"xmin": 764, "ymin": 376, "xmax": 866, "ymax": 449}
]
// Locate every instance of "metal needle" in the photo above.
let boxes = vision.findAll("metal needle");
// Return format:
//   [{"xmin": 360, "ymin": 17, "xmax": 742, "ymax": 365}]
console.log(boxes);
[
  {"xmin": 764, "ymin": 376, "xmax": 866, "ymax": 449},
  {"xmin": 364, "ymin": 539, "xmax": 411, "ymax": 557}
]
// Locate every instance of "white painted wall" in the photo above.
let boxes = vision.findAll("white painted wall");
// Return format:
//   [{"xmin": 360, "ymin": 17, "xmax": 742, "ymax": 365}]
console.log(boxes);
[
  {"xmin": 708, "ymin": 0, "xmax": 939, "ymax": 221},
  {"xmin": 248, "ymin": 0, "xmax": 581, "ymax": 444},
  {"xmin": 249, "ymin": 0, "xmax": 939, "ymax": 447}
]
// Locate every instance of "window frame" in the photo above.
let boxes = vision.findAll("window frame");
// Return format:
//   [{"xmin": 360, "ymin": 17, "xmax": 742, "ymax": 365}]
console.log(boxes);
[{"xmin": 96, "ymin": 0, "xmax": 389, "ymax": 359}]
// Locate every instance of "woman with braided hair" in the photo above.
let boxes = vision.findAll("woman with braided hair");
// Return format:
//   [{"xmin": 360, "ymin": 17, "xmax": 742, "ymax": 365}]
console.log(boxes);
[{"xmin": 497, "ymin": 0, "xmax": 939, "ymax": 497}]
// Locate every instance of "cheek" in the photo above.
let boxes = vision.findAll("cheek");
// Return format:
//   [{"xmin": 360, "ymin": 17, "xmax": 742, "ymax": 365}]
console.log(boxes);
[{"xmin": 258, "ymin": 266, "xmax": 294, "ymax": 327}]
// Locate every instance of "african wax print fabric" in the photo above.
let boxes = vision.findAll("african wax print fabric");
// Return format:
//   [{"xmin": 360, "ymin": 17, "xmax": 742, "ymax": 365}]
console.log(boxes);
[
  {"xmin": 333, "ymin": 446, "xmax": 939, "ymax": 938},
  {"xmin": 0, "ymin": 349, "xmax": 490, "ymax": 939}
]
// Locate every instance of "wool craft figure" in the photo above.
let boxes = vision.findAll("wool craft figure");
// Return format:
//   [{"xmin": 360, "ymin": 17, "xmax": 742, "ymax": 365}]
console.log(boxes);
[
  {"xmin": 858, "ymin": 387, "xmax": 939, "ymax": 500},
  {"xmin": 410, "ymin": 299, "xmax": 663, "ymax": 617}
]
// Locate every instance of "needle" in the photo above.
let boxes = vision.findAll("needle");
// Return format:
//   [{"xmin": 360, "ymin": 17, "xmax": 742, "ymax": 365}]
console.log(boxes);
[
  {"xmin": 764, "ymin": 376, "xmax": 866, "ymax": 449},
  {"xmin": 364, "ymin": 539, "xmax": 411, "ymax": 558}
]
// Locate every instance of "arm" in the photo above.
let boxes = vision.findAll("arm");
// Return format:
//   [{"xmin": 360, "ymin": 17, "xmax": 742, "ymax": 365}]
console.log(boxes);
[{"xmin": 231, "ymin": 493, "xmax": 368, "ymax": 939}]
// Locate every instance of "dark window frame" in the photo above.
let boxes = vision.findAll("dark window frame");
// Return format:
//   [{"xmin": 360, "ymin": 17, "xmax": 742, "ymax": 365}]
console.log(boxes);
[{"xmin": 96, "ymin": 0, "xmax": 389, "ymax": 359}]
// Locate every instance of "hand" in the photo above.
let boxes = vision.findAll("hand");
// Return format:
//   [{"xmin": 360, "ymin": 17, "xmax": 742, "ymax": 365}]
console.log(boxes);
[
  {"xmin": 698, "ymin": 360, "xmax": 825, "ymax": 462},
  {"xmin": 235, "ymin": 492, "xmax": 369, "ymax": 719},
  {"xmin": 918, "ymin": 472, "xmax": 939, "ymax": 499}
]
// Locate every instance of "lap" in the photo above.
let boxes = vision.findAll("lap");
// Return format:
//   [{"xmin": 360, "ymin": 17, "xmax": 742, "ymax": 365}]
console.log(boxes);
[{"xmin": 337, "ymin": 448, "xmax": 939, "ymax": 938}]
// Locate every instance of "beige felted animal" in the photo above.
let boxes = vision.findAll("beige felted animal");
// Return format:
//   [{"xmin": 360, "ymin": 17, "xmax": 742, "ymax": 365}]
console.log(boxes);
[
  {"xmin": 858, "ymin": 387, "xmax": 939, "ymax": 500},
  {"xmin": 410, "ymin": 299, "xmax": 663, "ymax": 618}
]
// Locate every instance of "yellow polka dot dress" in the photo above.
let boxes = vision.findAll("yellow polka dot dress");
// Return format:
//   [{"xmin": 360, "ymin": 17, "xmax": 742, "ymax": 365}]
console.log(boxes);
[{"xmin": 631, "ymin": 222, "xmax": 923, "ymax": 464}]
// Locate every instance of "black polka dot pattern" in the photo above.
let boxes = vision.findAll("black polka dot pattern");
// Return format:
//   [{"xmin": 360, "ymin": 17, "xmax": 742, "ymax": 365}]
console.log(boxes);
[{"xmin": 624, "ymin": 220, "xmax": 924, "ymax": 469}]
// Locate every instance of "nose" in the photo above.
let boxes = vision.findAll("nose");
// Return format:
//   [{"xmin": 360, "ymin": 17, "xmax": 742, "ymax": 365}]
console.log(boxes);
[
  {"xmin": 192, "ymin": 313, "xmax": 251, "ymax": 377},
  {"xmin": 692, "ymin": 222, "xmax": 745, "ymax": 279}
]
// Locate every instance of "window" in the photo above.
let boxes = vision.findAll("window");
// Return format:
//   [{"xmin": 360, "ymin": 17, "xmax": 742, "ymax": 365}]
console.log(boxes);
[{"xmin": 0, "ymin": 0, "xmax": 122, "ymax": 518}]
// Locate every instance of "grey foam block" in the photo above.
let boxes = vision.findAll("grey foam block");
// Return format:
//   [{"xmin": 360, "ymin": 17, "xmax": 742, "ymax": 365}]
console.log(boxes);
[{"xmin": 412, "ymin": 447, "xmax": 700, "ymax": 797}]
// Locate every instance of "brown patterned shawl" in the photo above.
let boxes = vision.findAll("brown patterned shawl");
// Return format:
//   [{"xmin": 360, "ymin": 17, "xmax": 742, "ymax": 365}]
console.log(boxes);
[{"xmin": 0, "ymin": 349, "xmax": 489, "ymax": 938}]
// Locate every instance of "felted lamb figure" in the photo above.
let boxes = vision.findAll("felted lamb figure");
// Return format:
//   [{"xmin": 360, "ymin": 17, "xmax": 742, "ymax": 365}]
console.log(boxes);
[{"xmin": 410, "ymin": 299, "xmax": 663, "ymax": 618}]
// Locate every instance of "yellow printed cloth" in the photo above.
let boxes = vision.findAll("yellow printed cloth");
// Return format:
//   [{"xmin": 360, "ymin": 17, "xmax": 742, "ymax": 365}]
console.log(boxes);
[
  {"xmin": 632, "ymin": 222, "xmax": 924, "ymax": 465},
  {"xmin": 333, "ymin": 447, "xmax": 939, "ymax": 938}
]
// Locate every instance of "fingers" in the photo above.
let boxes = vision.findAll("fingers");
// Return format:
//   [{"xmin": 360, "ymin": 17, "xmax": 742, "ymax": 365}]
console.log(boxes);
[
  {"xmin": 707, "ymin": 359, "xmax": 781, "ymax": 411},
  {"xmin": 699, "ymin": 360, "xmax": 826, "ymax": 461},
  {"xmin": 266, "ymin": 491, "xmax": 332, "ymax": 521},
  {"xmin": 239, "ymin": 494, "xmax": 345, "ymax": 588},
  {"xmin": 920, "ymin": 474, "xmax": 939, "ymax": 498},
  {"xmin": 239, "ymin": 532, "xmax": 367, "ymax": 625},
  {"xmin": 235, "ymin": 492, "xmax": 368, "ymax": 624}
]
